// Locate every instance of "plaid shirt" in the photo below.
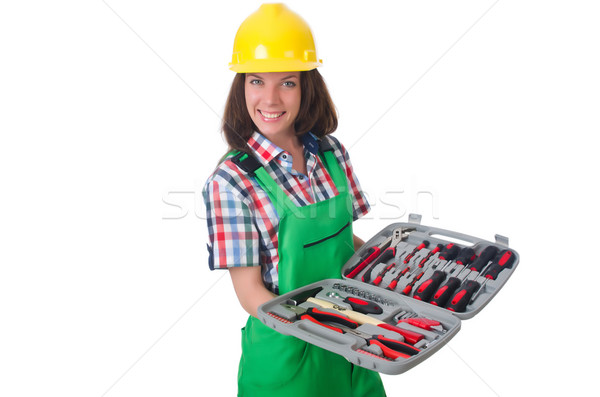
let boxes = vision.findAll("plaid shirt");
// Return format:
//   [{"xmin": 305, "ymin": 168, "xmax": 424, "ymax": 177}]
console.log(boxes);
[{"xmin": 203, "ymin": 131, "xmax": 370, "ymax": 294}]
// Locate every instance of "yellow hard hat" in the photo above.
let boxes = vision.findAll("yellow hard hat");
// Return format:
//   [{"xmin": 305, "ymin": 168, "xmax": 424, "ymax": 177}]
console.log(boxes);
[{"xmin": 229, "ymin": 3, "xmax": 322, "ymax": 73}]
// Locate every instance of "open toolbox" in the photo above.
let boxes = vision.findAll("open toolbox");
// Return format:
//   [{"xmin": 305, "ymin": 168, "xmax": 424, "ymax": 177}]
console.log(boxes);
[{"xmin": 257, "ymin": 214, "xmax": 519, "ymax": 375}]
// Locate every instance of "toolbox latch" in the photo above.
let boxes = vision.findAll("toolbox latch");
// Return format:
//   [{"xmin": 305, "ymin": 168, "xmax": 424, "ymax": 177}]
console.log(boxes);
[
  {"xmin": 408, "ymin": 213, "xmax": 422, "ymax": 225},
  {"xmin": 494, "ymin": 234, "xmax": 510, "ymax": 247}
]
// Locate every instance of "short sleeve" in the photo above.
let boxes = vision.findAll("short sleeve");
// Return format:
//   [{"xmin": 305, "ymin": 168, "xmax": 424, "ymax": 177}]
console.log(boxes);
[{"xmin": 203, "ymin": 179, "xmax": 261, "ymax": 270}]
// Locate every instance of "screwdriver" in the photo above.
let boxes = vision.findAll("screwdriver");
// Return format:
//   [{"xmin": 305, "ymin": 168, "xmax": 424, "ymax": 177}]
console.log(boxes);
[
  {"xmin": 344, "ymin": 234, "xmax": 394, "ymax": 279},
  {"xmin": 440, "ymin": 247, "xmax": 500, "ymax": 311},
  {"xmin": 412, "ymin": 244, "xmax": 462, "ymax": 301},
  {"xmin": 428, "ymin": 247, "xmax": 477, "ymax": 307},
  {"xmin": 418, "ymin": 243, "xmax": 444, "ymax": 268},
  {"xmin": 454, "ymin": 247, "xmax": 477, "ymax": 267},
  {"xmin": 385, "ymin": 265, "xmax": 411, "ymax": 290},
  {"xmin": 463, "ymin": 246, "xmax": 499, "ymax": 273},
  {"xmin": 404, "ymin": 240, "xmax": 430, "ymax": 264},
  {"xmin": 400, "ymin": 270, "xmax": 425, "ymax": 295},
  {"xmin": 373, "ymin": 250, "xmax": 407, "ymax": 286},
  {"xmin": 372, "ymin": 262, "xmax": 395, "ymax": 286},
  {"xmin": 446, "ymin": 249, "xmax": 516, "ymax": 312},
  {"xmin": 438, "ymin": 243, "xmax": 461, "ymax": 262},
  {"xmin": 468, "ymin": 249, "xmax": 517, "ymax": 304},
  {"xmin": 405, "ymin": 243, "xmax": 443, "ymax": 281},
  {"xmin": 362, "ymin": 246, "xmax": 397, "ymax": 283},
  {"xmin": 482, "ymin": 249, "xmax": 516, "ymax": 281},
  {"xmin": 433, "ymin": 246, "xmax": 498, "ymax": 307}
]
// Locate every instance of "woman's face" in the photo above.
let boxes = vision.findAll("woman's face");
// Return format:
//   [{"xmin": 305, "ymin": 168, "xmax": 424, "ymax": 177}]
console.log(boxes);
[{"xmin": 244, "ymin": 72, "xmax": 301, "ymax": 140}]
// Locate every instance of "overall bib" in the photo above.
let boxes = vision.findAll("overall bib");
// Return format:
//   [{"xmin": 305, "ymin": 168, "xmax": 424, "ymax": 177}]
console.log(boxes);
[{"xmin": 234, "ymin": 147, "xmax": 386, "ymax": 397}]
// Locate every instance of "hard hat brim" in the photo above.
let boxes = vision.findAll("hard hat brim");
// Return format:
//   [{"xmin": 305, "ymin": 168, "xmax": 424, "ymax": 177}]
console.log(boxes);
[{"xmin": 229, "ymin": 59, "xmax": 322, "ymax": 73}]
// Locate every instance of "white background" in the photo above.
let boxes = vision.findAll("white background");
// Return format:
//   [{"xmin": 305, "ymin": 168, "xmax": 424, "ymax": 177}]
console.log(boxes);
[{"xmin": 1, "ymin": 0, "xmax": 598, "ymax": 396}]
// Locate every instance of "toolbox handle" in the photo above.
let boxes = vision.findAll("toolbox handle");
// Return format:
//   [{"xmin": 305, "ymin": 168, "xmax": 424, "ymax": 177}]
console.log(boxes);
[
  {"xmin": 424, "ymin": 228, "xmax": 510, "ymax": 249},
  {"xmin": 426, "ymin": 232, "xmax": 479, "ymax": 247},
  {"xmin": 406, "ymin": 214, "xmax": 510, "ymax": 249}
]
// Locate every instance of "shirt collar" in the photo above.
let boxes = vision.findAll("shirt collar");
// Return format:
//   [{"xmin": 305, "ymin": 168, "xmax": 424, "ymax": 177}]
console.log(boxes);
[
  {"xmin": 246, "ymin": 131, "xmax": 320, "ymax": 166},
  {"xmin": 300, "ymin": 132, "xmax": 320, "ymax": 155}
]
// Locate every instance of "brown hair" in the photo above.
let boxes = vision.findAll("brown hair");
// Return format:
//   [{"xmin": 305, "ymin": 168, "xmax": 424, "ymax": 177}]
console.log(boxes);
[{"xmin": 222, "ymin": 69, "xmax": 338, "ymax": 153}]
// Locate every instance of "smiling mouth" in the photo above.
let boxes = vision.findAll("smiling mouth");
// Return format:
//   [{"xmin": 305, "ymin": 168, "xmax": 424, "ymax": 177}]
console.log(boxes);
[{"xmin": 259, "ymin": 110, "xmax": 285, "ymax": 119}]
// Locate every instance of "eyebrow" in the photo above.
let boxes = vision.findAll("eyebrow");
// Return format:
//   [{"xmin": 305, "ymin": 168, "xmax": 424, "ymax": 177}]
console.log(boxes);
[{"xmin": 247, "ymin": 74, "xmax": 299, "ymax": 81}]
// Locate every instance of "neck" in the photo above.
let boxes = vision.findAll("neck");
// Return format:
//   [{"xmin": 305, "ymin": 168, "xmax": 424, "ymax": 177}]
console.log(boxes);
[{"xmin": 264, "ymin": 132, "xmax": 303, "ymax": 154}]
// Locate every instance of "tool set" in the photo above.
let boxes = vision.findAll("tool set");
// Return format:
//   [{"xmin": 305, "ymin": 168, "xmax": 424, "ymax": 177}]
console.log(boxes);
[{"xmin": 257, "ymin": 213, "xmax": 519, "ymax": 374}]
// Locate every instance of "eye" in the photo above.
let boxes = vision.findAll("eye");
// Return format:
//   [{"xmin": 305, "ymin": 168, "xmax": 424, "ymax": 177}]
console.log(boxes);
[
  {"xmin": 249, "ymin": 79, "xmax": 263, "ymax": 85},
  {"xmin": 282, "ymin": 81, "xmax": 297, "ymax": 88}
]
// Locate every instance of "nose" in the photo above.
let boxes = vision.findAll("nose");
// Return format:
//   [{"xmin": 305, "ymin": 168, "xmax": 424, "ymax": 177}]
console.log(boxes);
[{"xmin": 263, "ymin": 83, "xmax": 281, "ymax": 106}]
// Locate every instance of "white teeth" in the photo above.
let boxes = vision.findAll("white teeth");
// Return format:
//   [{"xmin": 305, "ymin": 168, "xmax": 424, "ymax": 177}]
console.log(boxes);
[{"xmin": 260, "ymin": 111, "xmax": 284, "ymax": 119}]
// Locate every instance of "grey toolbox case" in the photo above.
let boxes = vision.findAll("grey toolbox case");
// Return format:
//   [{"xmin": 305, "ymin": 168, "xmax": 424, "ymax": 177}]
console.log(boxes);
[{"xmin": 256, "ymin": 213, "xmax": 519, "ymax": 375}]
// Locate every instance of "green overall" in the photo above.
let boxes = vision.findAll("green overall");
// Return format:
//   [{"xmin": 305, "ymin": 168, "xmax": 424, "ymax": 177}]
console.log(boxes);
[{"xmin": 235, "ymin": 148, "xmax": 386, "ymax": 397}]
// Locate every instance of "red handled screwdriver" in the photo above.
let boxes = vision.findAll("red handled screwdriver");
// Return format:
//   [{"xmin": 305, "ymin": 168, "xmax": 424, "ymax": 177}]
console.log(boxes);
[
  {"xmin": 412, "ymin": 271, "xmax": 446, "ymax": 301},
  {"xmin": 443, "ymin": 279, "xmax": 480, "ymax": 313},
  {"xmin": 400, "ymin": 270, "xmax": 425, "ymax": 295},
  {"xmin": 446, "ymin": 249, "xmax": 516, "ymax": 312},
  {"xmin": 372, "ymin": 263, "xmax": 394, "ymax": 286},
  {"xmin": 418, "ymin": 243, "xmax": 444, "ymax": 268},
  {"xmin": 462, "ymin": 246, "xmax": 499, "ymax": 274},
  {"xmin": 438, "ymin": 243, "xmax": 461, "ymax": 262},
  {"xmin": 344, "ymin": 235, "xmax": 394, "ymax": 279},
  {"xmin": 404, "ymin": 240, "xmax": 430, "ymax": 264},
  {"xmin": 468, "ymin": 249, "xmax": 517, "ymax": 304},
  {"xmin": 430, "ymin": 246, "xmax": 497, "ymax": 306},
  {"xmin": 385, "ymin": 265, "xmax": 411, "ymax": 290},
  {"xmin": 440, "ymin": 247, "xmax": 500, "ymax": 311},
  {"xmin": 406, "ymin": 243, "xmax": 443, "ymax": 280},
  {"xmin": 362, "ymin": 246, "xmax": 397, "ymax": 283},
  {"xmin": 481, "ymin": 249, "xmax": 516, "ymax": 281},
  {"xmin": 429, "ymin": 247, "xmax": 476, "ymax": 307},
  {"xmin": 373, "ymin": 258, "xmax": 401, "ymax": 286},
  {"xmin": 412, "ymin": 244, "xmax": 463, "ymax": 301},
  {"xmin": 454, "ymin": 247, "xmax": 477, "ymax": 267}
]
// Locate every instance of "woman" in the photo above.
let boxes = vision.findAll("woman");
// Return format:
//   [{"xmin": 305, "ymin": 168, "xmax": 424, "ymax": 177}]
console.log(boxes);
[{"xmin": 203, "ymin": 4, "xmax": 386, "ymax": 396}]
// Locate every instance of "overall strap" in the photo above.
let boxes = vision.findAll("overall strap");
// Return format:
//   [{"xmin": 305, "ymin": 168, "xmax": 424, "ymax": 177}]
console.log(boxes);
[
  {"xmin": 231, "ymin": 151, "xmax": 302, "ymax": 217},
  {"xmin": 230, "ymin": 138, "xmax": 349, "ymax": 216},
  {"xmin": 318, "ymin": 139, "xmax": 349, "ymax": 194}
]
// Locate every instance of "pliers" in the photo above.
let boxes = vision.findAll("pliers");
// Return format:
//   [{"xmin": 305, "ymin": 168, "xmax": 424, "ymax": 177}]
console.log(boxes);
[
  {"xmin": 361, "ymin": 227, "xmax": 416, "ymax": 283},
  {"xmin": 282, "ymin": 304, "xmax": 359, "ymax": 332},
  {"xmin": 343, "ymin": 327, "xmax": 420, "ymax": 360},
  {"xmin": 344, "ymin": 226, "xmax": 415, "ymax": 279}
]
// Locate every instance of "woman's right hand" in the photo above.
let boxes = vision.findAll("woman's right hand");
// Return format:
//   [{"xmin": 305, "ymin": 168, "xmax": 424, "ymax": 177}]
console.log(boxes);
[{"xmin": 229, "ymin": 266, "xmax": 275, "ymax": 318}]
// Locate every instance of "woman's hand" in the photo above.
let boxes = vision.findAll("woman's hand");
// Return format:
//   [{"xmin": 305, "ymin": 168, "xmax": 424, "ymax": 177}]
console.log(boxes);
[
  {"xmin": 229, "ymin": 266, "xmax": 276, "ymax": 318},
  {"xmin": 230, "ymin": 233, "xmax": 364, "ymax": 317},
  {"xmin": 353, "ymin": 234, "xmax": 365, "ymax": 251}
]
